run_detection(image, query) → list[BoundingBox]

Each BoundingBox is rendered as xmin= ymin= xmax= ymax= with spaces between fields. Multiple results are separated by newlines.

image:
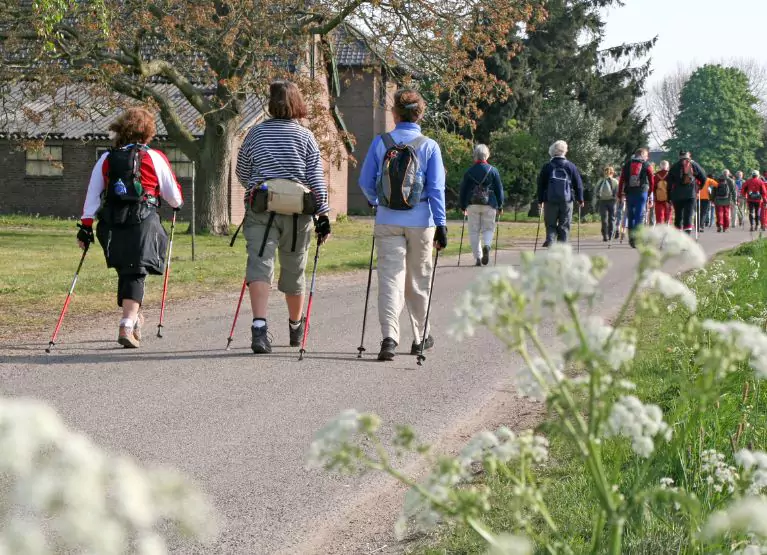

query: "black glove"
xmin=434 ymin=225 xmax=448 ymax=250
xmin=315 ymin=215 xmax=331 ymax=245
xmin=76 ymin=223 xmax=94 ymax=245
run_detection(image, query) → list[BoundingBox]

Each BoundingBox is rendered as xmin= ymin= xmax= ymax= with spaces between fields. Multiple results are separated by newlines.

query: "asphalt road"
xmin=0 ymin=227 xmax=755 ymax=554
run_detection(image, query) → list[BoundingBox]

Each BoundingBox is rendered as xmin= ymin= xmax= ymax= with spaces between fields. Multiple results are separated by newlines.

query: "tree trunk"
xmin=195 ymin=115 xmax=239 ymax=235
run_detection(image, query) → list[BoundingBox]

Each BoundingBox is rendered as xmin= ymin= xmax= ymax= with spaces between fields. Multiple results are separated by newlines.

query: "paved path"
xmin=0 ymin=228 xmax=754 ymax=554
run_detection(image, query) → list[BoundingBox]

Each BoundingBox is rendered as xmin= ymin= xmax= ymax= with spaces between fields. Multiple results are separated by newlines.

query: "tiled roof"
xmin=0 ymin=84 xmax=265 ymax=140
xmin=332 ymin=24 xmax=409 ymax=70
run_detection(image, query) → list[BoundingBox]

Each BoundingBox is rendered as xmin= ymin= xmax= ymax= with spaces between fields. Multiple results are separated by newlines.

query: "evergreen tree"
xmin=667 ymin=65 xmax=763 ymax=173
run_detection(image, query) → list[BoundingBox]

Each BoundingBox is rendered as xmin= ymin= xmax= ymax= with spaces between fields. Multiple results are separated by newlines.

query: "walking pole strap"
xmin=258 ymin=212 xmax=276 ymax=257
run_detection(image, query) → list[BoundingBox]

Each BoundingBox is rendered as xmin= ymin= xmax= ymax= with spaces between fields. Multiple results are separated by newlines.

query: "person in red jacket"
xmin=741 ymin=170 xmax=767 ymax=232
xmin=652 ymin=160 xmax=672 ymax=224
xmin=77 ymin=107 xmax=184 ymax=348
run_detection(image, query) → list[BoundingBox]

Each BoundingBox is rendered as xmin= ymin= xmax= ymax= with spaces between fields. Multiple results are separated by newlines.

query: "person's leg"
xmin=243 ymin=212 xmax=279 ymax=353
xmin=606 ymin=203 xmax=616 ymax=239
xmin=557 ymin=202 xmax=573 ymax=242
xmin=599 ymin=201 xmax=608 ymax=239
xmin=673 ymin=202 xmax=682 ymax=229
xmin=724 ymin=205 xmax=731 ymax=231
xmin=481 ymin=206 xmax=496 ymax=253
xmin=467 ymin=205 xmax=482 ymax=262
xmin=117 ymin=274 xmax=145 ymax=347
xmin=543 ymin=202 xmax=558 ymax=245
xmin=276 ymin=214 xmax=313 ymax=345
xmin=404 ymin=226 xmax=436 ymax=347
xmin=375 ymin=225 xmax=407 ymax=347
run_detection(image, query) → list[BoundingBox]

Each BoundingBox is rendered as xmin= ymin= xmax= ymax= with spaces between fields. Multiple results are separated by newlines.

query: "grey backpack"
xmin=376 ymin=133 xmax=427 ymax=210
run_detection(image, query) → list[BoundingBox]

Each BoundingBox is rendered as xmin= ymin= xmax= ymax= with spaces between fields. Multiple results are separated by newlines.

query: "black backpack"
xmin=469 ymin=166 xmax=492 ymax=205
xmin=716 ymin=179 xmax=730 ymax=199
xmin=100 ymin=145 xmax=150 ymax=226
xmin=375 ymin=133 xmax=427 ymax=210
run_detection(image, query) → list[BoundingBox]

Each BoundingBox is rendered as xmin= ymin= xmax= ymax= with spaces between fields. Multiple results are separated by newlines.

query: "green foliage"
xmin=425 ymin=127 xmax=474 ymax=203
xmin=531 ymin=98 xmax=622 ymax=181
xmin=667 ymin=65 xmax=764 ymax=173
xmin=489 ymin=121 xmax=543 ymax=210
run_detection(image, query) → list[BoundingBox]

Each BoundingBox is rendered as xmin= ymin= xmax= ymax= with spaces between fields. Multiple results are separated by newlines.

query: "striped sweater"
xmin=235 ymin=118 xmax=329 ymax=215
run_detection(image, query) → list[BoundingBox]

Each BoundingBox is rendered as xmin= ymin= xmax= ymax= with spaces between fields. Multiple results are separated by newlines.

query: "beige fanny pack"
xmin=251 ymin=179 xmax=317 ymax=216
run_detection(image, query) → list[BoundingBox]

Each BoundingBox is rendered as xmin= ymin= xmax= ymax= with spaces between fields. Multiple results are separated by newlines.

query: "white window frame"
xmin=164 ymin=147 xmax=194 ymax=179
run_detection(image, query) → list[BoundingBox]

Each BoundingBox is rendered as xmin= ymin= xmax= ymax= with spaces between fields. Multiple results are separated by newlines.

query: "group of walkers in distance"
xmin=72 ymin=78 xmax=767 ymax=360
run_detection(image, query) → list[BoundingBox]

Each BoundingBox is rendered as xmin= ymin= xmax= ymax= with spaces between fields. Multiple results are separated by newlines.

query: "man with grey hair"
xmin=459 ymin=144 xmax=504 ymax=265
xmin=536 ymin=140 xmax=584 ymax=247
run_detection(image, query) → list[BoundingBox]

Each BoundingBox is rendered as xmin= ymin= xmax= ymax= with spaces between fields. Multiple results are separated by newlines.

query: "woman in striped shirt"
xmin=235 ymin=80 xmax=331 ymax=354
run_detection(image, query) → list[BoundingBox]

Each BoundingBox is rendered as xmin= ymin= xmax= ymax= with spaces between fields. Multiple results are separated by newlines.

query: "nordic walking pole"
xmin=533 ymin=204 xmax=543 ymax=253
xmin=417 ymin=249 xmax=440 ymax=367
xmin=46 ymin=244 xmax=90 ymax=353
xmin=299 ymin=239 xmax=322 ymax=361
xmin=576 ymin=202 xmax=582 ymax=251
xmin=157 ymin=210 xmax=177 ymax=338
xmin=493 ymin=211 xmax=500 ymax=266
xmin=357 ymin=230 xmax=376 ymax=358
xmin=225 ymin=279 xmax=248 ymax=350
xmin=457 ymin=211 xmax=467 ymax=267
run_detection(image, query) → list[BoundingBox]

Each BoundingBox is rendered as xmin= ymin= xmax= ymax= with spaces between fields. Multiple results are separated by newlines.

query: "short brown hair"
xmin=109 ymin=107 xmax=156 ymax=146
xmin=393 ymin=89 xmax=426 ymax=123
xmin=268 ymin=80 xmax=308 ymax=120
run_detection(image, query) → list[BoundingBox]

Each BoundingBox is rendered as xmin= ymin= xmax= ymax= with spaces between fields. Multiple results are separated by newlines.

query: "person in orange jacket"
xmin=742 ymin=170 xmax=767 ymax=231
xmin=698 ymin=174 xmax=717 ymax=232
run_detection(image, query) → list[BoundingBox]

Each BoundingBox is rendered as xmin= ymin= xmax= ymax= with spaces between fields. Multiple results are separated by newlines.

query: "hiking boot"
xmin=717 ymin=226 xmax=722 ymax=233
xmin=475 ymin=258 xmax=482 ymax=267
xmin=481 ymin=246 xmax=490 ymax=266
xmin=378 ymin=337 xmax=398 ymax=361
xmin=289 ymin=317 xmax=304 ymax=347
xmin=251 ymin=324 xmax=272 ymax=354
xmin=133 ymin=312 xmax=145 ymax=342
xmin=629 ymin=238 xmax=636 ymax=249
xmin=410 ymin=335 xmax=434 ymax=355
xmin=541 ymin=240 xmax=551 ymax=248
xmin=118 ymin=324 xmax=140 ymax=349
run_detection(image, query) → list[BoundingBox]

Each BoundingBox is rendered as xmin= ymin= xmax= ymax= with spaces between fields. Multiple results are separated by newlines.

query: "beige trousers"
xmin=467 ymin=204 xmax=497 ymax=259
xmin=375 ymin=224 xmax=435 ymax=345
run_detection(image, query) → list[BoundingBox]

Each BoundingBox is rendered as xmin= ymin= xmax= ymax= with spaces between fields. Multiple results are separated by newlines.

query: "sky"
xmin=602 ymin=0 xmax=767 ymax=86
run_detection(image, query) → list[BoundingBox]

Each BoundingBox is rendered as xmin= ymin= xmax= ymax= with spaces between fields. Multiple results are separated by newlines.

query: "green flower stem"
xmin=565 ymin=300 xmax=601 ymax=438
xmin=607 ymin=516 xmax=625 ymax=555
xmin=590 ymin=510 xmax=606 ymax=553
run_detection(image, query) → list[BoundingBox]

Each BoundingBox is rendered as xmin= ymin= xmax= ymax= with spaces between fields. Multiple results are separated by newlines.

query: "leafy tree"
xmin=667 ymin=65 xmax=763 ymax=173
xmin=0 ymin=0 xmax=541 ymax=232
xmin=474 ymin=0 xmax=654 ymax=158
xmin=488 ymin=121 xmax=542 ymax=213
xmin=531 ymin=98 xmax=621 ymax=182
xmin=424 ymin=127 xmax=473 ymax=205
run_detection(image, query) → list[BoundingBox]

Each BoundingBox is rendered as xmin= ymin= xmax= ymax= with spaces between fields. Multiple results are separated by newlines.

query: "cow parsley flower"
xmin=640 ymin=270 xmax=698 ymax=313
xmin=0 ymin=397 xmax=216 ymax=554
xmin=459 ymin=428 xmax=549 ymax=468
xmin=519 ymin=244 xmax=601 ymax=306
xmin=514 ymin=356 xmax=565 ymax=401
xmin=307 ymin=409 xmax=372 ymax=471
xmin=638 ymin=226 xmax=707 ymax=269
xmin=605 ymin=396 xmax=671 ymax=458
xmin=562 ymin=315 xmax=636 ymax=371
xmin=701 ymin=450 xmax=739 ymax=494
xmin=736 ymin=449 xmax=767 ymax=494
xmin=704 ymin=497 xmax=767 ymax=540
xmin=485 ymin=533 xmax=534 ymax=555
xmin=701 ymin=320 xmax=767 ymax=378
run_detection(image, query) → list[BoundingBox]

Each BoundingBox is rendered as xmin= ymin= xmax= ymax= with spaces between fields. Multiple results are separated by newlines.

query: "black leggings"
xmin=749 ymin=203 xmax=762 ymax=227
xmin=117 ymin=274 xmax=146 ymax=307
xmin=673 ymin=199 xmax=695 ymax=231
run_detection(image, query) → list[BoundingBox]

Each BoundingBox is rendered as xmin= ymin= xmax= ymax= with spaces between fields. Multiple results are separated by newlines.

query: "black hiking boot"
xmin=251 ymin=324 xmax=272 ymax=354
xmin=410 ymin=335 xmax=434 ymax=355
xmin=378 ymin=337 xmax=398 ymax=361
xmin=541 ymin=240 xmax=551 ymax=248
xmin=289 ymin=317 xmax=304 ymax=347
xmin=475 ymin=258 xmax=482 ymax=267
xmin=481 ymin=246 xmax=490 ymax=266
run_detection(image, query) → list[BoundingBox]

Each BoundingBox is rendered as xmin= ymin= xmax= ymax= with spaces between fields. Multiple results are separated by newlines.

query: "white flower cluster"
xmin=701 ymin=320 xmax=767 ymax=378
xmin=736 ymin=450 xmax=767 ymax=495
xmin=640 ymin=270 xmax=698 ymax=313
xmin=748 ymin=255 xmax=761 ymax=280
xmin=0 ymin=397 xmax=217 ymax=555
xmin=514 ymin=356 xmax=565 ymax=401
xmin=307 ymin=409 xmax=378 ymax=471
xmin=450 ymin=245 xmax=601 ymax=342
xmin=638 ymin=226 xmax=707 ymax=269
xmin=485 ymin=533 xmax=533 ymax=555
xmin=459 ymin=428 xmax=549 ymax=469
xmin=704 ymin=497 xmax=767 ymax=541
xmin=604 ymin=396 xmax=671 ymax=458
xmin=701 ymin=449 xmax=739 ymax=494
xmin=561 ymin=315 xmax=636 ymax=371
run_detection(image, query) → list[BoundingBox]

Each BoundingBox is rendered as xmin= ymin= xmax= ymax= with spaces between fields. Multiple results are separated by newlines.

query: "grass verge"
xmin=413 ymin=239 xmax=767 ymax=554
xmin=0 ymin=214 xmax=600 ymax=341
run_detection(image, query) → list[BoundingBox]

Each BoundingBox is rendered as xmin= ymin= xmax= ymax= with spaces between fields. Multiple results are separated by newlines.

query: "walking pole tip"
xmin=225 ymin=337 xmax=233 ymax=351
xmin=356 ymin=346 xmax=366 ymax=358
xmin=45 ymin=342 xmax=54 ymax=354
xmin=156 ymin=323 xmax=163 ymax=338
xmin=299 ymin=349 xmax=306 ymax=361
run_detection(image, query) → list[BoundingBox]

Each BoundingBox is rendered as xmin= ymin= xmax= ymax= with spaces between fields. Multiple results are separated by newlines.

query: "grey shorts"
xmin=243 ymin=211 xmax=313 ymax=295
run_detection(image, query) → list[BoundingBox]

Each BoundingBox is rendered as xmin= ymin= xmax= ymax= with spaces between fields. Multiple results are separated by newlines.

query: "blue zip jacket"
xmin=358 ymin=122 xmax=446 ymax=227
xmin=536 ymin=156 xmax=584 ymax=204
xmin=459 ymin=162 xmax=504 ymax=210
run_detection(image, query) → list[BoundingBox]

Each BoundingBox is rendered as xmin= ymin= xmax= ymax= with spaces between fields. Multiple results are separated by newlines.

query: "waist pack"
xmin=250 ymin=179 xmax=317 ymax=215
xmin=749 ymin=190 xmax=763 ymax=202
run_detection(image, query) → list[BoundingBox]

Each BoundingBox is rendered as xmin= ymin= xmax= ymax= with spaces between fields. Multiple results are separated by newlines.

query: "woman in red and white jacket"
xmin=77 ymin=107 xmax=183 ymax=348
